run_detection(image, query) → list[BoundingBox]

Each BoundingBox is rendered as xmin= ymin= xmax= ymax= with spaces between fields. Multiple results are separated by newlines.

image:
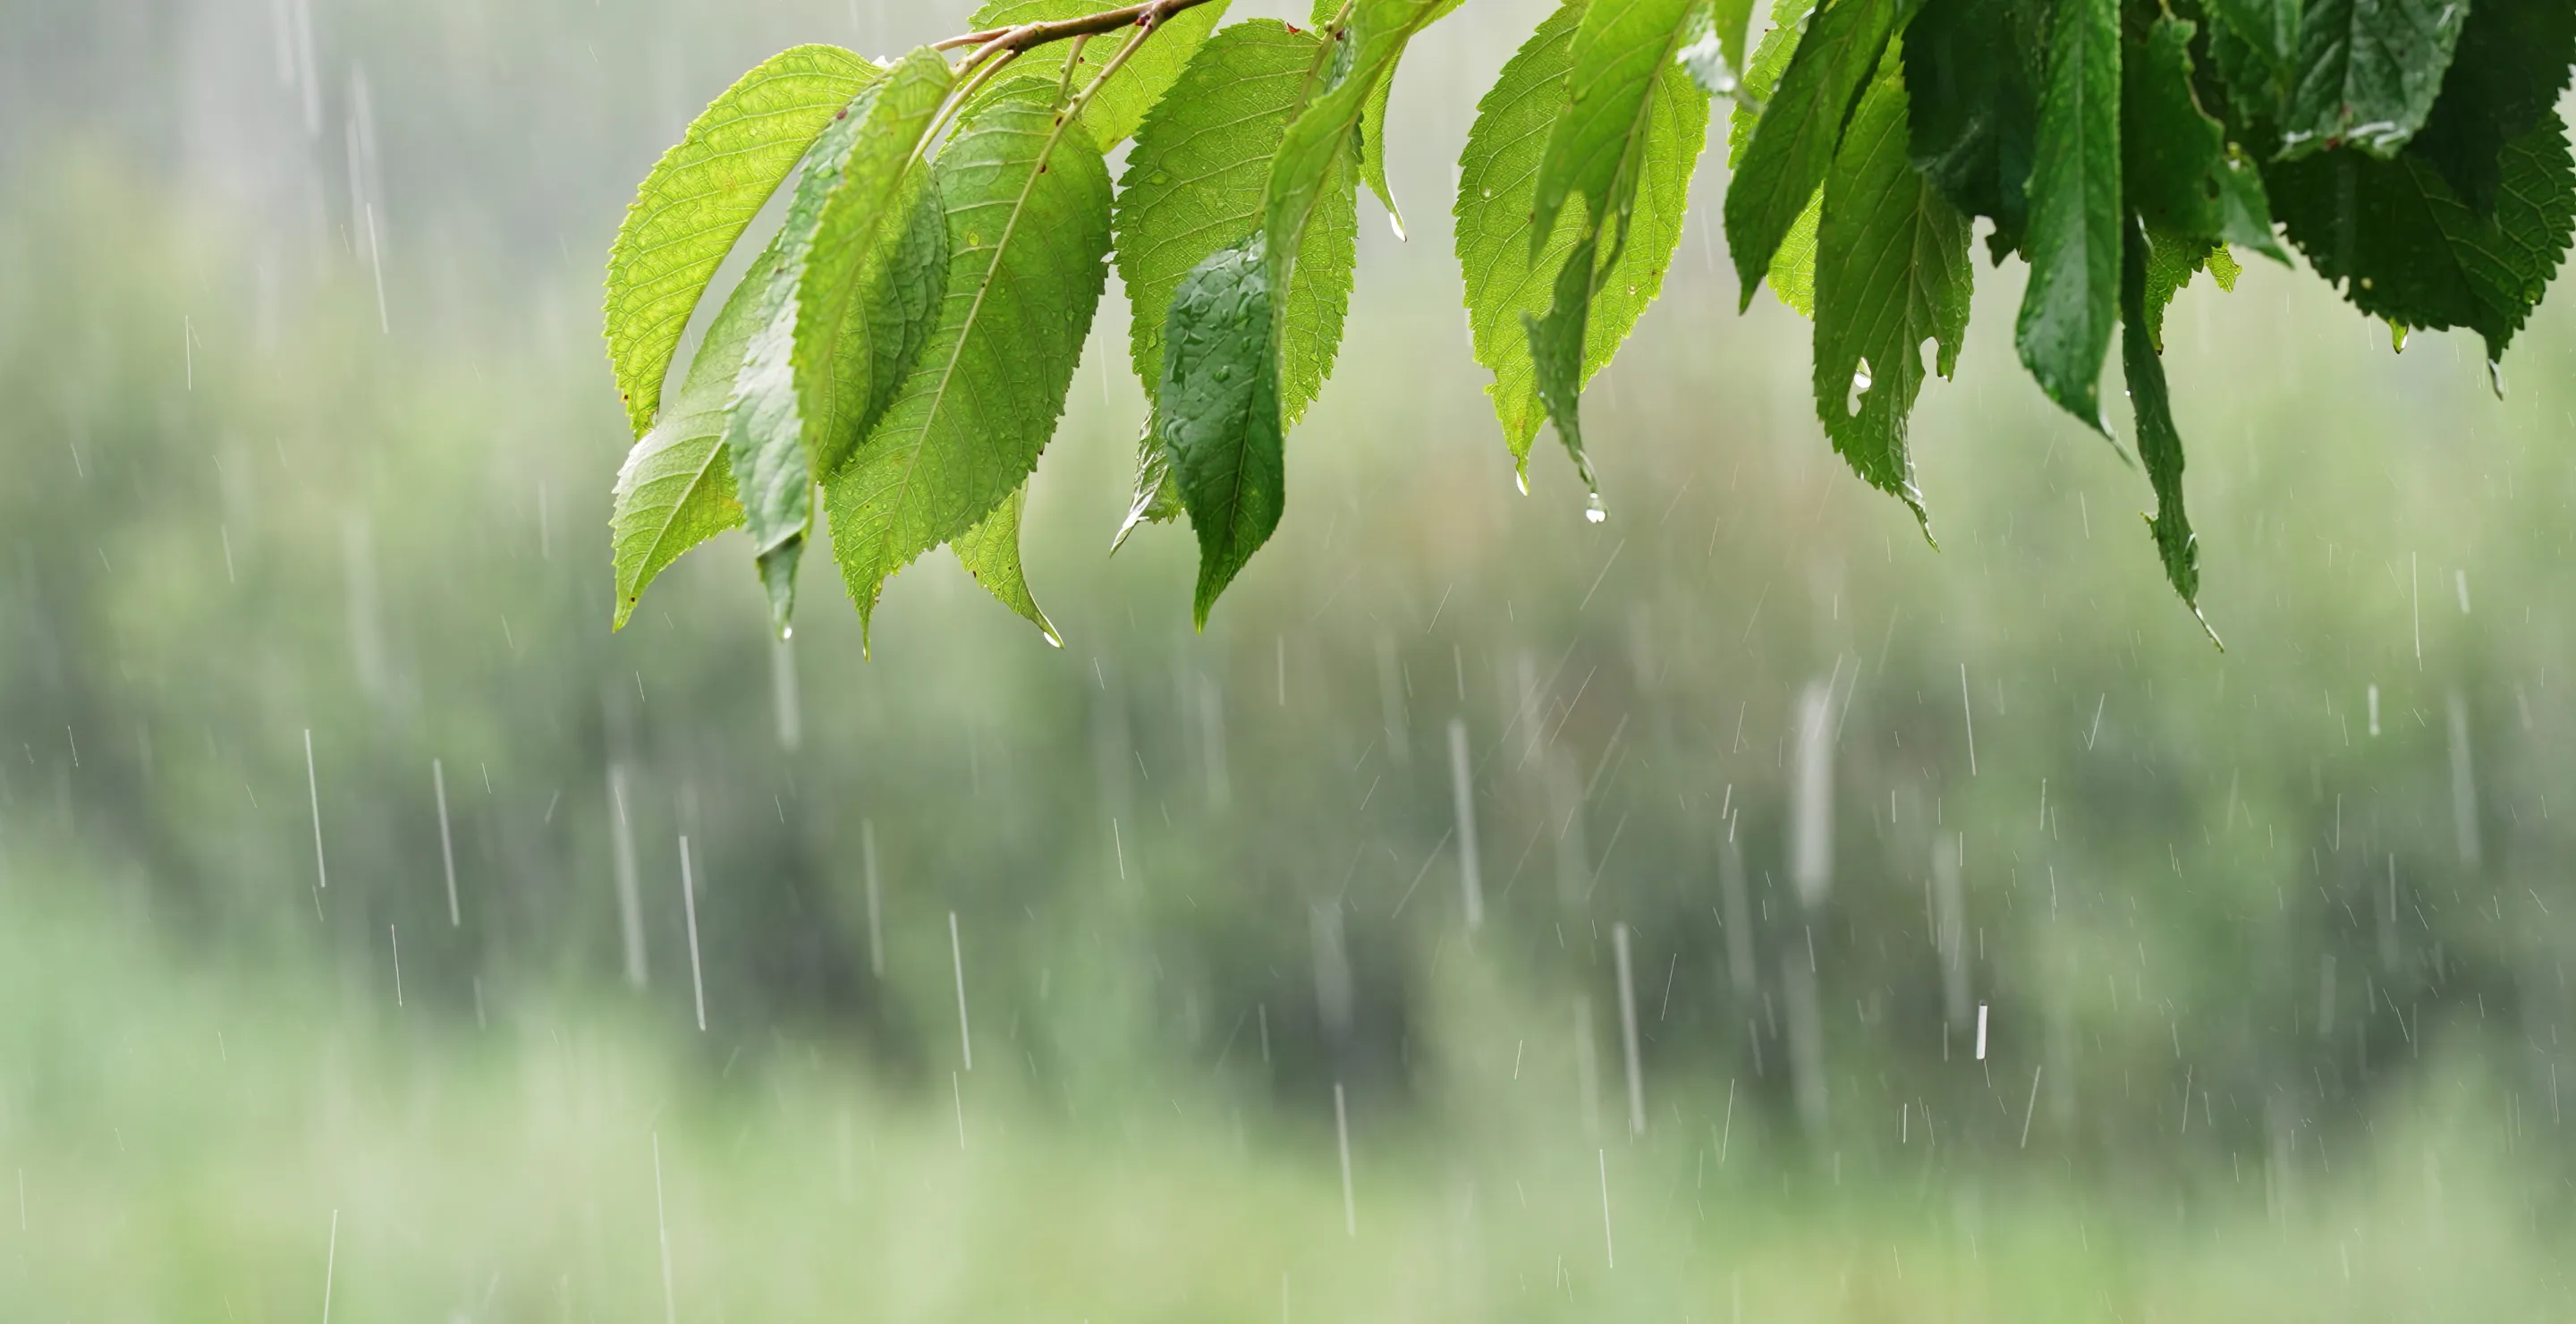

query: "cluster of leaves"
xmin=603 ymin=0 xmax=2576 ymax=647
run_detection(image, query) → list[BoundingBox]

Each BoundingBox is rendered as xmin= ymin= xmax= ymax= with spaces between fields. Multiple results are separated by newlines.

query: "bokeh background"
xmin=5 ymin=0 xmax=2575 ymax=1318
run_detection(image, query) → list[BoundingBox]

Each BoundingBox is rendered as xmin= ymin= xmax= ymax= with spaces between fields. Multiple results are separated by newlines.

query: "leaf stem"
xmin=1060 ymin=10 xmax=1162 ymax=124
xmin=936 ymin=0 xmax=1225 ymax=61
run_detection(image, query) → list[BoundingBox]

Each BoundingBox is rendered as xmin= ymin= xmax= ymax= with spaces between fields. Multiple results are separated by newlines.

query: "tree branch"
xmin=934 ymin=0 xmax=1230 ymax=63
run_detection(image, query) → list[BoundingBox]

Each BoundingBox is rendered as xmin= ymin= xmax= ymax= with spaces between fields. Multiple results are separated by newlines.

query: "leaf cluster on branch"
xmin=603 ymin=0 xmax=2576 ymax=649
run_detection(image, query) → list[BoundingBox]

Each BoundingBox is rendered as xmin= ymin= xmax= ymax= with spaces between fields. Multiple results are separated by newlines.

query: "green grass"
xmin=1 ymin=863 xmax=2564 ymax=1321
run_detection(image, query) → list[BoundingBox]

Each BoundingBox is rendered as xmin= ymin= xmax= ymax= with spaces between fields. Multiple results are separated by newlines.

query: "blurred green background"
xmin=4 ymin=0 xmax=2574 ymax=1318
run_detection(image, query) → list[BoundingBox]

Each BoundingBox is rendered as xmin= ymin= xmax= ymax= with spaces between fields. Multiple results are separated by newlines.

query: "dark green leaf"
xmin=952 ymin=482 xmax=1060 ymax=644
xmin=1161 ymin=238 xmax=1284 ymax=628
xmin=2281 ymin=0 xmax=2468 ymax=158
xmin=2204 ymin=0 xmax=2298 ymax=72
xmin=2013 ymin=0 xmax=2120 ymax=432
xmin=726 ymin=50 xmax=953 ymax=635
xmin=2119 ymin=216 xmax=2211 ymax=629
xmin=966 ymin=0 xmax=1233 ymax=146
xmin=1811 ymin=45 xmax=1972 ymax=530
xmin=2267 ymin=110 xmax=2576 ymax=361
xmin=1458 ymin=0 xmax=1706 ymax=472
xmin=1901 ymin=0 xmax=2041 ymax=256
xmin=1723 ymin=0 xmax=1896 ymax=308
xmin=1115 ymin=20 xmax=1357 ymax=536
xmin=2122 ymin=16 xmax=2283 ymax=259
xmin=1725 ymin=0 xmax=1826 ymax=306
xmin=2408 ymin=0 xmax=2576 ymax=215
xmin=604 ymin=45 xmax=879 ymax=437
xmin=607 ymin=240 xmax=780 ymax=629
xmin=824 ymin=84 xmax=1114 ymax=648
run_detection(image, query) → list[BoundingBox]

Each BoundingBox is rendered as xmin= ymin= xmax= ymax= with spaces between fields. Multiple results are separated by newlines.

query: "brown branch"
xmin=932 ymin=0 xmax=1230 ymax=62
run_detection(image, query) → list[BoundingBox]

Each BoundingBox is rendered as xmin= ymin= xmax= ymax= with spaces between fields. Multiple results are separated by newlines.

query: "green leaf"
xmin=965 ymin=0 xmax=1233 ymax=146
xmin=727 ymin=49 xmax=954 ymax=635
xmin=1724 ymin=0 xmax=1826 ymax=305
xmin=607 ymin=240 xmax=781 ymax=630
xmin=1113 ymin=419 xmax=1183 ymax=552
xmin=2266 ymin=110 xmax=2576 ymax=361
xmin=2121 ymin=16 xmax=2283 ymax=259
xmin=2012 ymin=0 xmax=2120 ymax=432
xmin=2138 ymin=229 xmax=2218 ymax=354
xmin=952 ymin=483 xmax=1061 ymax=644
xmin=1457 ymin=1 xmax=1706 ymax=471
xmin=1810 ymin=44 xmax=1971 ymax=531
xmin=604 ymin=45 xmax=880 ymax=438
xmin=1352 ymin=0 xmax=1468 ymax=235
xmin=1722 ymin=0 xmax=1896 ymax=309
xmin=1900 ymin=0 xmax=2042 ymax=257
xmin=1530 ymin=0 xmax=1702 ymax=263
xmin=2280 ymin=0 xmax=2469 ymax=158
xmin=1504 ymin=0 xmax=1710 ymax=487
xmin=2407 ymin=0 xmax=2576 ymax=215
xmin=2119 ymin=216 xmax=2210 ymax=630
xmin=1267 ymin=0 xmax=1453 ymax=378
xmin=2205 ymin=0 xmax=2298 ymax=72
xmin=1114 ymin=20 xmax=1356 ymax=538
xmin=824 ymin=83 xmax=1114 ymax=648
xmin=1161 ymin=237 xmax=1285 ymax=627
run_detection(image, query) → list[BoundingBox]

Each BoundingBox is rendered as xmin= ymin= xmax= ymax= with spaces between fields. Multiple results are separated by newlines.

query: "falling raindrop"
xmin=679 ymin=834 xmax=706 ymax=1031
xmin=1583 ymin=490 xmax=1606 ymax=524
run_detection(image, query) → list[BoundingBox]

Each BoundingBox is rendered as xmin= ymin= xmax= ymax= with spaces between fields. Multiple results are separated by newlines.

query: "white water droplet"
xmin=1514 ymin=470 xmax=1530 ymax=496
xmin=1584 ymin=492 xmax=1607 ymax=524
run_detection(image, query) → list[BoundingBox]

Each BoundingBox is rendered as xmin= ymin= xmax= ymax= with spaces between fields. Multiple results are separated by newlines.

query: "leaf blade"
xmin=1161 ymin=237 xmax=1285 ymax=627
xmin=1721 ymin=0 xmax=1895 ymax=308
xmin=2012 ymin=0 xmax=2120 ymax=432
xmin=966 ymin=0 xmax=1233 ymax=146
xmin=952 ymin=483 xmax=1061 ymax=644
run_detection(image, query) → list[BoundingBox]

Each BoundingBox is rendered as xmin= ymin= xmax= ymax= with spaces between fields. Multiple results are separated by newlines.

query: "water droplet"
xmin=779 ymin=624 xmax=792 ymax=641
xmin=2487 ymin=358 xmax=2505 ymax=398
xmin=1584 ymin=492 xmax=1607 ymax=524
xmin=1514 ymin=470 xmax=1530 ymax=496
xmin=1852 ymin=365 xmax=1873 ymax=391
xmin=1388 ymin=213 xmax=1407 ymax=242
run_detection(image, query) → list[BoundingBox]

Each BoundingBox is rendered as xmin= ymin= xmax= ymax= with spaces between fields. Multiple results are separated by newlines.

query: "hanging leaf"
xmin=1723 ymin=0 xmax=1895 ymax=307
xmin=1457 ymin=0 xmax=1704 ymax=471
xmin=1114 ymin=19 xmax=1358 ymax=533
xmin=1161 ymin=237 xmax=1285 ymax=627
xmin=2279 ymin=0 xmax=2469 ymax=158
xmin=2267 ymin=110 xmax=2576 ymax=361
xmin=607 ymin=240 xmax=780 ymax=629
xmin=604 ymin=46 xmax=880 ymax=438
xmin=726 ymin=49 xmax=954 ymax=635
xmin=824 ymin=83 xmax=1114 ymax=648
xmin=952 ymin=482 xmax=1061 ymax=644
xmin=2119 ymin=216 xmax=2210 ymax=632
xmin=2406 ymin=0 xmax=2576 ymax=216
xmin=1724 ymin=0 xmax=1827 ymax=306
xmin=2012 ymin=0 xmax=2120 ymax=433
xmin=2121 ymin=15 xmax=2282 ymax=259
xmin=1811 ymin=44 xmax=1971 ymax=531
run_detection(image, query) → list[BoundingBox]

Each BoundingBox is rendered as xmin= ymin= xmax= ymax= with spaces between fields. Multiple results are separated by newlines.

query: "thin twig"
xmin=933 ymin=0 xmax=1226 ymax=61
xmin=1054 ymin=32 xmax=1093 ymax=106
xmin=1060 ymin=10 xmax=1161 ymax=124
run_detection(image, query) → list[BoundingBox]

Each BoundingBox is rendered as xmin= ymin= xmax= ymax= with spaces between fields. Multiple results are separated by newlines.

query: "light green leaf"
xmin=1531 ymin=0 xmax=1700 ymax=262
xmin=2012 ymin=0 xmax=2119 ymax=433
xmin=1810 ymin=45 xmax=1970 ymax=531
xmin=607 ymin=240 xmax=782 ymax=630
xmin=1722 ymin=0 xmax=1894 ymax=308
xmin=2119 ymin=216 xmax=2211 ymax=632
xmin=1161 ymin=237 xmax=1284 ymax=627
xmin=1352 ymin=0 xmax=1469 ymax=233
xmin=966 ymin=0 xmax=1233 ymax=146
xmin=824 ymin=84 xmax=1114 ymax=649
xmin=2282 ymin=0 xmax=2468 ymax=159
xmin=604 ymin=45 xmax=879 ymax=438
xmin=1458 ymin=1 xmax=1707 ymax=473
xmin=2139 ymin=229 xmax=2218 ymax=354
xmin=1267 ymin=0 xmax=1453 ymax=374
xmin=727 ymin=49 xmax=954 ymax=635
xmin=1679 ymin=0 xmax=1761 ymax=96
xmin=952 ymin=483 xmax=1060 ymax=644
xmin=1113 ymin=419 xmax=1183 ymax=553
xmin=1114 ymin=20 xmax=1355 ymax=537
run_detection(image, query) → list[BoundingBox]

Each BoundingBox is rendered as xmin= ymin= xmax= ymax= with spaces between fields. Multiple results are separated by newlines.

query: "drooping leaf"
xmin=1161 ymin=237 xmax=1285 ymax=627
xmin=607 ymin=240 xmax=780 ymax=629
xmin=1723 ymin=0 xmax=1895 ymax=308
xmin=965 ymin=0 xmax=1232 ymax=146
xmin=2267 ymin=110 xmax=2576 ymax=361
xmin=726 ymin=50 xmax=954 ymax=634
xmin=824 ymin=83 xmax=1114 ymax=647
xmin=1900 ymin=0 xmax=2041 ymax=257
xmin=1810 ymin=44 xmax=1971 ymax=530
xmin=1531 ymin=0 xmax=1703 ymax=262
xmin=2012 ymin=0 xmax=2120 ymax=432
xmin=2119 ymin=216 xmax=2209 ymax=627
xmin=1113 ymin=419 xmax=1183 ymax=552
xmin=1457 ymin=0 xmax=1706 ymax=471
xmin=1114 ymin=20 xmax=1357 ymax=536
xmin=1267 ymin=0 xmax=1454 ymax=371
xmin=2279 ymin=0 xmax=2469 ymax=159
xmin=2407 ymin=0 xmax=2576 ymax=215
xmin=2121 ymin=16 xmax=2283 ymax=259
xmin=1724 ymin=0 xmax=1826 ymax=304
xmin=2139 ymin=229 xmax=2220 ymax=353
xmin=1349 ymin=0 xmax=1469 ymax=233
xmin=952 ymin=482 xmax=1061 ymax=644
xmin=604 ymin=46 xmax=880 ymax=438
